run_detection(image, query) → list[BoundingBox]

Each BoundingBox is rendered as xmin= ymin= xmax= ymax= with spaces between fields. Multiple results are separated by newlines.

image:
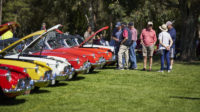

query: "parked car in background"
xmin=15 ymin=27 xmax=91 ymax=76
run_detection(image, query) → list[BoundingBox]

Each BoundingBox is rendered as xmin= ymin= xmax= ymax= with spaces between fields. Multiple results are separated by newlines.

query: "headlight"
xmin=76 ymin=58 xmax=80 ymax=64
xmin=64 ymin=66 xmax=69 ymax=73
xmin=6 ymin=71 xmax=12 ymax=82
xmin=44 ymin=71 xmax=51 ymax=80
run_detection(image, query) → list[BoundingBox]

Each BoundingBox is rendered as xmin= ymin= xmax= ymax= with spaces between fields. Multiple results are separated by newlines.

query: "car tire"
xmin=32 ymin=86 xmax=40 ymax=91
xmin=72 ymin=73 xmax=78 ymax=79
xmin=89 ymin=68 xmax=95 ymax=73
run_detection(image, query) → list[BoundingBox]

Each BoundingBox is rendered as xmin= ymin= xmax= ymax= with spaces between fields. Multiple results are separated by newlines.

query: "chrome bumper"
xmin=91 ymin=57 xmax=106 ymax=69
xmin=3 ymin=79 xmax=34 ymax=97
xmin=34 ymin=79 xmax=50 ymax=87
xmin=75 ymin=62 xmax=91 ymax=74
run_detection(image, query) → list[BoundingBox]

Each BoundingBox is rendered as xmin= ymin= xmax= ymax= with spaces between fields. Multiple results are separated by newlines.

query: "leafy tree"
xmin=160 ymin=0 xmax=200 ymax=60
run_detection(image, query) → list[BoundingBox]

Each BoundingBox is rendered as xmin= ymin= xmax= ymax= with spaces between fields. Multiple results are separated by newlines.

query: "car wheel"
xmin=72 ymin=73 xmax=78 ymax=79
xmin=32 ymin=86 xmax=40 ymax=92
xmin=89 ymin=68 xmax=95 ymax=73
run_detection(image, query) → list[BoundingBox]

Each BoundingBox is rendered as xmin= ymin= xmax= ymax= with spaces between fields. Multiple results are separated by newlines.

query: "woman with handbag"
xmin=158 ymin=24 xmax=173 ymax=73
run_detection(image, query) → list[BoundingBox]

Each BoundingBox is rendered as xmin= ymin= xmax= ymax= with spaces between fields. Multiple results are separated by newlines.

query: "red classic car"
xmin=0 ymin=64 xmax=33 ymax=99
xmin=55 ymin=27 xmax=116 ymax=65
xmin=41 ymin=31 xmax=106 ymax=71
xmin=55 ymin=32 xmax=114 ymax=63
xmin=33 ymin=50 xmax=91 ymax=74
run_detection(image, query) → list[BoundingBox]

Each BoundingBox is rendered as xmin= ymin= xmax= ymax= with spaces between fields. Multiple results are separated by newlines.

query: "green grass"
xmin=1 ymin=61 xmax=200 ymax=112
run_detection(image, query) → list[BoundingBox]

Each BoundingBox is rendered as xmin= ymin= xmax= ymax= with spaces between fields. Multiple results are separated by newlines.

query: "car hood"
xmin=78 ymin=26 xmax=109 ymax=47
xmin=0 ymin=22 xmax=19 ymax=35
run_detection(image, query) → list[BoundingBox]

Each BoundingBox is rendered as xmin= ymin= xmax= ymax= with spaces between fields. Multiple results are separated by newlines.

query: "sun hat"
xmin=147 ymin=21 xmax=153 ymax=26
xmin=159 ymin=24 xmax=168 ymax=32
xmin=166 ymin=21 xmax=172 ymax=26
xmin=115 ymin=22 xmax=121 ymax=27
xmin=128 ymin=22 xmax=134 ymax=26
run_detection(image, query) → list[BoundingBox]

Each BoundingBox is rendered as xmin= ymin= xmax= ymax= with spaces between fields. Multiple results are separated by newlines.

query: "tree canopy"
xmin=1 ymin=0 xmax=200 ymax=60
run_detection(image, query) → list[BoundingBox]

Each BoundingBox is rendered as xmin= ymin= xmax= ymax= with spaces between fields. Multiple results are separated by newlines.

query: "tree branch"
xmin=159 ymin=0 xmax=179 ymax=8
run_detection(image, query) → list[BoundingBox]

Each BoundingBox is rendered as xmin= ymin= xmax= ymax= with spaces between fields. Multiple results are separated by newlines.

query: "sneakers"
xmin=130 ymin=67 xmax=137 ymax=70
xmin=157 ymin=70 xmax=171 ymax=73
xmin=157 ymin=70 xmax=164 ymax=73
xmin=116 ymin=68 xmax=124 ymax=70
xmin=170 ymin=66 xmax=172 ymax=70
xmin=142 ymin=68 xmax=146 ymax=71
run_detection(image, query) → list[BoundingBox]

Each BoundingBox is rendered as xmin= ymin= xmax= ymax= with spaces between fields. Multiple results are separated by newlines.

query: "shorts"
xmin=170 ymin=48 xmax=175 ymax=58
xmin=142 ymin=44 xmax=154 ymax=57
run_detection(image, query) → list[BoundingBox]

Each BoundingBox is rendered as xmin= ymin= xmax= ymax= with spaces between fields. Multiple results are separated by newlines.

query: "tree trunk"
xmin=0 ymin=0 xmax=2 ymax=24
xmin=180 ymin=15 xmax=198 ymax=60
xmin=179 ymin=0 xmax=199 ymax=61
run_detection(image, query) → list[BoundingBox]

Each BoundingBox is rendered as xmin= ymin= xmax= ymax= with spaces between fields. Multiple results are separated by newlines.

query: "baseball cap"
xmin=128 ymin=22 xmax=134 ymax=26
xmin=115 ymin=22 xmax=121 ymax=27
xmin=147 ymin=21 xmax=153 ymax=26
xmin=166 ymin=21 xmax=172 ymax=26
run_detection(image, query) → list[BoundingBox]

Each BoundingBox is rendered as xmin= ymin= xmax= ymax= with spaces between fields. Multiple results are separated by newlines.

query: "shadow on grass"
xmin=31 ymin=89 xmax=50 ymax=94
xmin=0 ymin=99 xmax=26 ymax=106
xmin=87 ymin=71 xmax=100 ymax=74
xmin=181 ymin=61 xmax=200 ymax=66
xmin=68 ymin=76 xmax=85 ymax=81
xmin=102 ymin=66 xmax=116 ymax=69
xmin=170 ymin=96 xmax=200 ymax=100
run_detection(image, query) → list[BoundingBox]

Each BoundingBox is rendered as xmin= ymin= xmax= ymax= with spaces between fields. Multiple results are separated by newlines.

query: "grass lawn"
xmin=0 ymin=61 xmax=200 ymax=112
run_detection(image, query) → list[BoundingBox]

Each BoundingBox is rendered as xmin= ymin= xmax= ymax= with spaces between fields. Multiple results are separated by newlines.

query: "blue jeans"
xmin=129 ymin=41 xmax=137 ymax=68
xmin=161 ymin=49 xmax=170 ymax=70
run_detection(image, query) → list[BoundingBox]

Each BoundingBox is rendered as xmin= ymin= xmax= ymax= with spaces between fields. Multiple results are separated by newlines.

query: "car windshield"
xmin=23 ymin=31 xmax=66 ymax=54
xmin=45 ymin=31 xmax=65 ymax=49
xmin=0 ymin=35 xmax=42 ymax=56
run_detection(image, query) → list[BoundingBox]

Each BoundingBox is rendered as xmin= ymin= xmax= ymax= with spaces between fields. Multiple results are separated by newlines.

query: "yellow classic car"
xmin=0 ymin=59 xmax=52 ymax=88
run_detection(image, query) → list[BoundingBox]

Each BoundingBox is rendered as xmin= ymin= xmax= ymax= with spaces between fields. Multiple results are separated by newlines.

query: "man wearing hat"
xmin=128 ymin=22 xmax=138 ymax=70
xmin=117 ymin=22 xmax=132 ymax=70
xmin=166 ymin=21 xmax=176 ymax=70
xmin=112 ymin=22 xmax=122 ymax=67
xmin=158 ymin=24 xmax=173 ymax=73
xmin=140 ymin=21 xmax=157 ymax=71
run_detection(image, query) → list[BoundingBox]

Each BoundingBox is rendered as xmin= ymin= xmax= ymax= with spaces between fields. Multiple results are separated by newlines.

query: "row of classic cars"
xmin=0 ymin=22 xmax=115 ymax=100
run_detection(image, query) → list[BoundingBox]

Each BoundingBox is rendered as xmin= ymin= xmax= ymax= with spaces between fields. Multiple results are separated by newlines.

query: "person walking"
xmin=158 ymin=24 xmax=173 ymax=73
xmin=84 ymin=26 xmax=94 ymax=44
xmin=112 ymin=22 xmax=122 ymax=67
xmin=117 ymin=22 xmax=132 ymax=70
xmin=128 ymin=22 xmax=138 ymax=70
xmin=140 ymin=21 xmax=157 ymax=71
xmin=166 ymin=21 xmax=176 ymax=70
